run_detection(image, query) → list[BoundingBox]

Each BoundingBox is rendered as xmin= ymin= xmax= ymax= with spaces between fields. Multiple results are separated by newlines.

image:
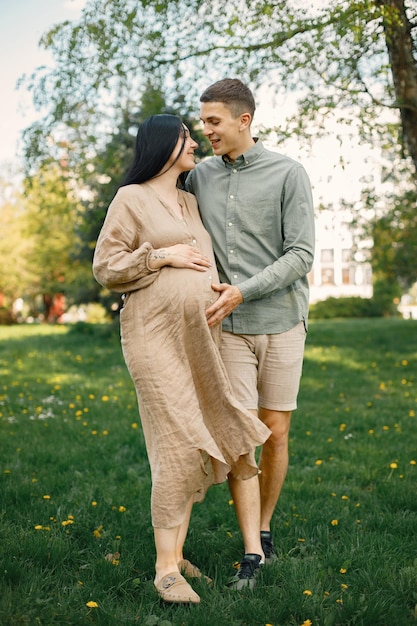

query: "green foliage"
xmin=0 ymin=319 xmax=416 ymax=624
xmin=309 ymin=296 xmax=380 ymax=319
xmin=20 ymin=0 xmax=417 ymax=176
xmin=370 ymin=187 xmax=417 ymax=290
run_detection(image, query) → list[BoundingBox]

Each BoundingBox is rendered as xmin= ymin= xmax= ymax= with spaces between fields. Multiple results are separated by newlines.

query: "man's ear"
xmin=239 ymin=112 xmax=252 ymax=131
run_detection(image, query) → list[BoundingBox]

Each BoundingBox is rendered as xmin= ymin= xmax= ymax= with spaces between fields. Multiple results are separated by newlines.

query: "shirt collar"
xmin=222 ymin=138 xmax=263 ymax=168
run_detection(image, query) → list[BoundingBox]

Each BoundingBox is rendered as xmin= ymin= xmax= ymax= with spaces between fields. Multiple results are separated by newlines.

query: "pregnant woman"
xmin=93 ymin=114 xmax=270 ymax=604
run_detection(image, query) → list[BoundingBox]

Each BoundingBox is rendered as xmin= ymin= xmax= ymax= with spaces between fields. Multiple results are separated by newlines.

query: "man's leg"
xmin=257 ymin=408 xmax=292 ymax=531
xmin=227 ymin=405 xmax=265 ymax=589
xmin=228 ymin=471 xmax=264 ymax=558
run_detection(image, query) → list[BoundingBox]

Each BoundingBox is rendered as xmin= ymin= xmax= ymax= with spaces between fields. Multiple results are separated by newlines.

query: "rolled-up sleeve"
xmin=238 ymin=164 xmax=315 ymax=302
xmin=93 ymin=190 xmax=160 ymax=293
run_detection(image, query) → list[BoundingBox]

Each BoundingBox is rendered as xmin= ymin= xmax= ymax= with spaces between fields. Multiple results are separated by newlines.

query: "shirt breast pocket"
xmin=239 ymin=196 xmax=276 ymax=235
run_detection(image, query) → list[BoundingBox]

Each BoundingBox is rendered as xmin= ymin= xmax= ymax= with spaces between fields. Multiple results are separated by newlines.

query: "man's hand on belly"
xmin=205 ymin=283 xmax=243 ymax=328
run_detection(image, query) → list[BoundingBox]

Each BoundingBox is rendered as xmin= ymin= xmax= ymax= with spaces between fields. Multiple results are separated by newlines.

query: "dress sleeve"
xmin=92 ymin=189 xmax=160 ymax=293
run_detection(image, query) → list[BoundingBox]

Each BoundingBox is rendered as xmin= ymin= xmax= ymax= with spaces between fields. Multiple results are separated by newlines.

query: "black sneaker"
xmin=261 ymin=531 xmax=278 ymax=563
xmin=226 ymin=553 xmax=263 ymax=590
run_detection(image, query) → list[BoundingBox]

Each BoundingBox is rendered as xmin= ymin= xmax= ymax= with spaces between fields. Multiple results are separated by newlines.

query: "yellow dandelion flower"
xmin=390 ymin=462 xmax=398 ymax=469
xmin=101 ymin=395 xmax=109 ymax=402
xmin=409 ymin=410 xmax=415 ymax=417
xmin=340 ymin=568 xmax=347 ymax=574
xmin=93 ymin=525 xmax=103 ymax=538
xmin=303 ymin=589 xmax=312 ymax=596
xmin=131 ymin=422 xmax=138 ymax=429
xmin=315 ymin=459 xmax=323 ymax=466
xmin=228 ymin=499 xmax=234 ymax=505
xmin=75 ymin=410 xmax=83 ymax=417
xmin=306 ymin=430 xmax=312 ymax=436
xmin=69 ymin=403 xmax=75 ymax=409
xmin=401 ymin=359 xmax=408 ymax=366
xmin=379 ymin=382 xmax=386 ymax=390
xmin=4 ymin=469 xmax=11 ymax=474
xmin=43 ymin=495 xmax=51 ymax=500
xmin=118 ymin=505 xmax=126 ymax=513
xmin=301 ymin=620 xmax=313 ymax=626
xmin=368 ymin=429 xmax=374 ymax=435
xmin=34 ymin=525 xmax=43 ymax=530
xmin=86 ymin=601 xmax=98 ymax=608
xmin=339 ymin=423 xmax=346 ymax=431
xmin=102 ymin=430 xmax=109 ymax=436
xmin=226 ymin=531 xmax=233 ymax=538
xmin=91 ymin=501 xmax=97 ymax=507
xmin=341 ymin=495 xmax=348 ymax=500
xmin=89 ymin=394 xmax=95 ymax=399
xmin=401 ymin=378 xmax=407 ymax=385
xmin=382 ymin=425 xmax=389 ymax=431
xmin=336 ymin=598 xmax=343 ymax=604
xmin=341 ymin=583 xmax=348 ymax=590
xmin=331 ymin=519 xmax=339 ymax=526
xmin=410 ymin=460 xmax=416 ymax=465
xmin=298 ymin=538 xmax=306 ymax=543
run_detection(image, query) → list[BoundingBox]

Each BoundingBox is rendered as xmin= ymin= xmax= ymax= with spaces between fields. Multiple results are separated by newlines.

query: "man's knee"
xmin=259 ymin=408 xmax=291 ymax=447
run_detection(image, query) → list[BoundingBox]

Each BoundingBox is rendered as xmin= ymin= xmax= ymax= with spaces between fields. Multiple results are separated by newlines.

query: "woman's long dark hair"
xmin=121 ymin=114 xmax=187 ymax=187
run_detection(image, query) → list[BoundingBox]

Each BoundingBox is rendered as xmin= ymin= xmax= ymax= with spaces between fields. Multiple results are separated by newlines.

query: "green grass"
xmin=0 ymin=318 xmax=416 ymax=626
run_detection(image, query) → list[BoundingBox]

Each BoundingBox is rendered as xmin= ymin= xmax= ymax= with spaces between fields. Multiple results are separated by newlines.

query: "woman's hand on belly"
xmin=148 ymin=244 xmax=212 ymax=272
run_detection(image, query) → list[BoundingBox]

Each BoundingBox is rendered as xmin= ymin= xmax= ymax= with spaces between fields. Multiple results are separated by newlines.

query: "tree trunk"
xmin=378 ymin=0 xmax=417 ymax=174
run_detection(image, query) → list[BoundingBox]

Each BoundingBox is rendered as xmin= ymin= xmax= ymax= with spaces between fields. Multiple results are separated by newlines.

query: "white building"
xmin=309 ymin=207 xmax=373 ymax=303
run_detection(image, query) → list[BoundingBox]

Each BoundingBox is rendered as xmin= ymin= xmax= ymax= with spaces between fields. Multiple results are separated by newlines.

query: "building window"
xmin=321 ymin=268 xmax=335 ymax=285
xmin=342 ymin=249 xmax=351 ymax=262
xmin=342 ymin=267 xmax=351 ymax=285
xmin=321 ymin=249 xmax=334 ymax=263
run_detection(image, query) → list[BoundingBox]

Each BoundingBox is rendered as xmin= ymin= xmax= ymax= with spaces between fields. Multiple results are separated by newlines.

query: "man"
xmin=186 ymin=78 xmax=315 ymax=589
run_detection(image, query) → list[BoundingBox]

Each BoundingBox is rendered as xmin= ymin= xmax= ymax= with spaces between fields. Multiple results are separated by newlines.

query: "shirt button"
xmin=230 ymin=250 xmax=234 ymax=254
xmin=192 ymin=239 xmax=197 ymax=244
xmin=232 ymin=170 xmax=237 ymax=173
xmin=229 ymin=195 xmax=234 ymax=199
xmin=233 ymin=274 xmax=238 ymax=279
xmin=208 ymin=275 xmax=212 ymax=280
xmin=228 ymin=222 xmax=233 ymax=227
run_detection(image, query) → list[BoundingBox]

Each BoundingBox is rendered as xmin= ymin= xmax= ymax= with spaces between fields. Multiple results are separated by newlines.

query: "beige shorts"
xmin=220 ymin=322 xmax=306 ymax=412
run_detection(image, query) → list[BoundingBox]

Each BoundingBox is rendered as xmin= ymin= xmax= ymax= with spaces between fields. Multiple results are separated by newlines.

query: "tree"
xmin=20 ymin=0 xmax=417 ymax=178
xmin=370 ymin=186 xmax=417 ymax=289
xmin=22 ymin=163 xmax=86 ymax=320
xmin=0 ymin=187 xmax=32 ymax=320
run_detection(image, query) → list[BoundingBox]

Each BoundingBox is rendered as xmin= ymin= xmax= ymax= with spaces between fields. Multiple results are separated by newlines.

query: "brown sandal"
xmin=155 ymin=571 xmax=200 ymax=604
xmin=178 ymin=558 xmax=213 ymax=584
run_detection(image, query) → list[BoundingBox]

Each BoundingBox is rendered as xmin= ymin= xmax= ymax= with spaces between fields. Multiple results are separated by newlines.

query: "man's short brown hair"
xmin=200 ymin=78 xmax=256 ymax=119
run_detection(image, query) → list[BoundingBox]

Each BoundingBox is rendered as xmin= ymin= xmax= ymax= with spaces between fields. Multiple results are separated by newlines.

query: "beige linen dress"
xmin=93 ymin=183 xmax=271 ymax=528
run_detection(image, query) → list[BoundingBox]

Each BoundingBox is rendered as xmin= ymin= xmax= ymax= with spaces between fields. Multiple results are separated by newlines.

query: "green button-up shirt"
xmin=185 ymin=139 xmax=315 ymax=334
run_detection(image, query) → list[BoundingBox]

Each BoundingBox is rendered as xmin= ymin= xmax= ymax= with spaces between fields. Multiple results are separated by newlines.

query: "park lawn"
xmin=0 ymin=318 xmax=416 ymax=626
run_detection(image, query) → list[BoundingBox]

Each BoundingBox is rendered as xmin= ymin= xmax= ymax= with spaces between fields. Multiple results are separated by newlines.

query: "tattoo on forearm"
xmin=151 ymin=249 xmax=167 ymax=260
